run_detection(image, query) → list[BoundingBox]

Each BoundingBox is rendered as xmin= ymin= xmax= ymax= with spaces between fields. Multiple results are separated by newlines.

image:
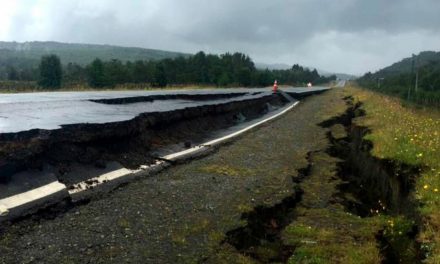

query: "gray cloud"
xmin=1 ymin=0 xmax=440 ymax=74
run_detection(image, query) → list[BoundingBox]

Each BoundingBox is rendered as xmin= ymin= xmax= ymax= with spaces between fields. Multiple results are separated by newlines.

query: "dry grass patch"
xmin=199 ymin=164 xmax=253 ymax=177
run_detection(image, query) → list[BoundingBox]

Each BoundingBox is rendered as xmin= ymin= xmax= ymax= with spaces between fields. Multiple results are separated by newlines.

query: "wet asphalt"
xmin=0 ymin=87 xmax=327 ymax=133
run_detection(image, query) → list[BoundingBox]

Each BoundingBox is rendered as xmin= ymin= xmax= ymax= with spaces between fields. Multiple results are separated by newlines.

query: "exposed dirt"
xmin=320 ymin=96 xmax=424 ymax=263
xmin=225 ymin=185 xmax=303 ymax=263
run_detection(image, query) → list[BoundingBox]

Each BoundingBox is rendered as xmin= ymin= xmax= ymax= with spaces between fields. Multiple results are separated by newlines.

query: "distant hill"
xmin=358 ymin=51 xmax=440 ymax=107
xmin=255 ymin=62 xmax=291 ymax=70
xmin=332 ymin=73 xmax=357 ymax=80
xmin=0 ymin=41 xmax=191 ymax=80
xmin=316 ymin=69 xmax=357 ymax=80
xmin=0 ymin=41 xmax=190 ymax=66
xmin=255 ymin=63 xmax=355 ymax=80
xmin=373 ymin=51 xmax=440 ymax=77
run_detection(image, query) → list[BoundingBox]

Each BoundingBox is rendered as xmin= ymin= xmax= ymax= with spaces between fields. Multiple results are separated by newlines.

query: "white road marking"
xmin=68 ymin=167 xmax=139 ymax=195
xmin=203 ymin=101 xmax=299 ymax=146
xmin=0 ymin=181 xmax=66 ymax=214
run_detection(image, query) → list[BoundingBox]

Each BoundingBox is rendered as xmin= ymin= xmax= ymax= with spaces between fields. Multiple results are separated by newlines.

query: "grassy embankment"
xmin=348 ymin=84 xmax=440 ymax=263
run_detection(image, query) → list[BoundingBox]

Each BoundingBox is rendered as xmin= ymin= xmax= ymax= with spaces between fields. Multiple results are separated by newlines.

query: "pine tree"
xmin=87 ymin=59 xmax=108 ymax=88
xmin=38 ymin=55 xmax=62 ymax=88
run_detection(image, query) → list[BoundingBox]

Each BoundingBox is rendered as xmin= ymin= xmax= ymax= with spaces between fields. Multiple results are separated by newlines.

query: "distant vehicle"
xmin=307 ymin=82 xmax=312 ymax=87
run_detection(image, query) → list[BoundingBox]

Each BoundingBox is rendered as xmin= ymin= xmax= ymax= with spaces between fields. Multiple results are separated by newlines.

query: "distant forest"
xmin=358 ymin=51 xmax=440 ymax=108
xmin=1 ymin=51 xmax=336 ymax=89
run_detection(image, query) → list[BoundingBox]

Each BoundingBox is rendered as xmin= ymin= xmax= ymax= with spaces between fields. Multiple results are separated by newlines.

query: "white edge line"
xmin=0 ymin=181 xmax=66 ymax=214
xmin=68 ymin=162 xmax=169 ymax=195
xmin=162 ymin=145 xmax=206 ymax=160
xmin=203 ymin=101 xmax=299 ymax=147
xmin=68 ymin=167 xmax=138 ymax=195
xmin=0 ymin=100 xmax=301 ymax=214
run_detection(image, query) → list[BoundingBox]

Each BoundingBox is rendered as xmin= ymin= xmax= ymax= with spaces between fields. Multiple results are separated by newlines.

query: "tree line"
xmin=7 ymin=51 xmax=336 ymax=89
xmin=358 ymin=60 xmax=440 ymax=108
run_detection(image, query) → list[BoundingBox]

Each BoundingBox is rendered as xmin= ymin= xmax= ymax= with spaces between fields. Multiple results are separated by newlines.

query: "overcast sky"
xmin=1 ymin=0 xmax=440 ymax=75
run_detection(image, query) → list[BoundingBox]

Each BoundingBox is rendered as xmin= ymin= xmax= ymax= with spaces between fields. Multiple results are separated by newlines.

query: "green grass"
xmin=348 ymin=84 xmax=440 ymax=263
xmin=283 ymin=208 xmax=385 ymax=264
xmin=198 ymin=164 xmax=253 ymax=177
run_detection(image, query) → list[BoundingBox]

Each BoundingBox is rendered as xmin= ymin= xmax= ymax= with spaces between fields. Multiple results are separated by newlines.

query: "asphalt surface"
xmin=335 ymin=80 xmax=346 ymax=87
xmin=0 ymin=88 xmax=347 ymax=264
xmin=0 ymin=87 xmax=327 ymax=133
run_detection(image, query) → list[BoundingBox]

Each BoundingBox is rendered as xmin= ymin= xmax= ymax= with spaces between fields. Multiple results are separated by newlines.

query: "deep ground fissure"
xmin=321 ymin=96 xmax=424 ymax=263
xmin=224 ymin=96 xmax=424 ymax=263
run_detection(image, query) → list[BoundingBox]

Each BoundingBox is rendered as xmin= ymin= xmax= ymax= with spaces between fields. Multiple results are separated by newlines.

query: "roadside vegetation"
xmin=358 ymin=51 xmax=440 ymax=108
xmin=0 ymin=51 xmax=335 ymax=92
xmin=348 ymin=83 xmax=440 ymax=263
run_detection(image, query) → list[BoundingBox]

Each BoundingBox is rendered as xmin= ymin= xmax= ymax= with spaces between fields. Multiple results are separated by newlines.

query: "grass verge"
xmin=348 ymin=83 xmax=440 ymax=263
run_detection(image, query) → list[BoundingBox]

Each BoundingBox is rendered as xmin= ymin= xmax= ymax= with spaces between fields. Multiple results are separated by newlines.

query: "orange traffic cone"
xmin=273 ymin=80 xmax=278 ymax=93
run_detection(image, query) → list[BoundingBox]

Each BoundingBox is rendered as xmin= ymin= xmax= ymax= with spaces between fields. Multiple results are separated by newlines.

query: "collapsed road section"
xmin=0 ymin=87 xmax=327 ymax=223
